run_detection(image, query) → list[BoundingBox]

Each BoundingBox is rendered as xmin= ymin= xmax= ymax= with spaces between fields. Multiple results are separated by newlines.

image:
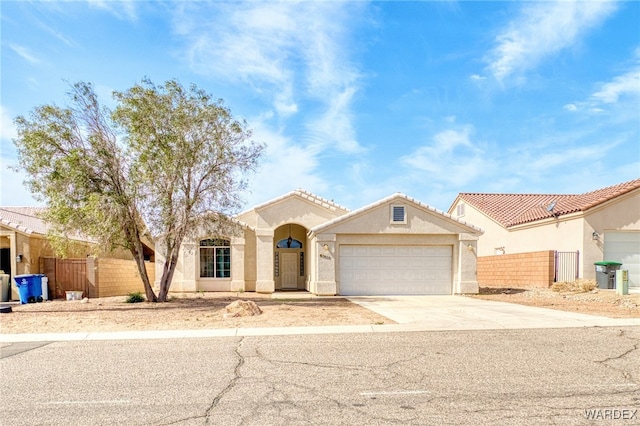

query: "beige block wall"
xmin=95 ymin=258 xmax=155 ymax=298
xmin=477 ymin=250 xmax=555 ymax=288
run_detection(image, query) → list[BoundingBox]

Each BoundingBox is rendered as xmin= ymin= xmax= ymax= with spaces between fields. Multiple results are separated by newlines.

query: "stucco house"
xmin=157 ymin=189 xmax=482 ymax=296
xmin=447 ymin=178 xmax=640 ymax=288
xmin=1 ymin=207 xmax=53 ymax=281
xmin=0 ymin=207 xmax=155 ymax=300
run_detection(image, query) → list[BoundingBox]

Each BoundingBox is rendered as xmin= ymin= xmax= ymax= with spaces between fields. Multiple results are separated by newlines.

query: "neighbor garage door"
xmin=604 ymin=231 xmax=640 ymax=288
xmin=339 ymin=245 xmax=452 ymax=295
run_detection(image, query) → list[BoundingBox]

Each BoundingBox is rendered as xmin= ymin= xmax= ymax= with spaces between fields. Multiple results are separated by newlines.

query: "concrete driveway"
xmin=348 ymin=295 xmax=640 ymax=331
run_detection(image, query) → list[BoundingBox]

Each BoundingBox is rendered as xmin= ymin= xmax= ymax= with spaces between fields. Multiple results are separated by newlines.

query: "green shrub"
xmin=125 ymin=292 xmax=145 ymax=303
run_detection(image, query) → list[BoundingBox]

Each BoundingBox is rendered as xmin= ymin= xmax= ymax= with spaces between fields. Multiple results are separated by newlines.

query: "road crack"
xmin=595 ymin=329 xmax=639 ymax=383
xmin=204 ymin=337 xmax=246 ymax=424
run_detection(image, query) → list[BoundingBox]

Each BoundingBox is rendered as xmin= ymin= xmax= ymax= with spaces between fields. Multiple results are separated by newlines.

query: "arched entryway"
xmin=274 ymin=223 xmax=307 ymax=290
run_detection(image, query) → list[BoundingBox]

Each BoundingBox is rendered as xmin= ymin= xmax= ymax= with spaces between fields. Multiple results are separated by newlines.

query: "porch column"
xmin=315 ymin=233 xmax=337 ymax=295
xmin=180 ymin=241 xmax=197 ymax=292
xmin=456 ymin=234 xmax=479 ymax=294
xmin=230 ymin=236 xmax=245 ymax=292
xmin=255 ymin=228 xmax=274 ymax=293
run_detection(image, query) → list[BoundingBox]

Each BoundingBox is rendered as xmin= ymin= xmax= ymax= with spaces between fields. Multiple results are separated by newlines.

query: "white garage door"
xmin=339 ymin=245 xmax=452 ymax=295
xmin=604 ymin=232 xmax=640 ymax=288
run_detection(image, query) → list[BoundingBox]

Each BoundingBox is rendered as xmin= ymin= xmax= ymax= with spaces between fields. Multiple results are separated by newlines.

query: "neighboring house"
xmin=1 ymin=207 xmax=71 ymax=279
xmin=156 ymin=189 xmax=482 ymax=296
xmin=0 ymin=207 xmax=155 ymax=299
xmin=447 ymin=178 xmax=640 ymax=288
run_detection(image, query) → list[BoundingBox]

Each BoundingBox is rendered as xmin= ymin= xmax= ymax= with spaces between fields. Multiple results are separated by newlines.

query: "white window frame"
xmin=457 ymin=203 xmax=465 ymax=217
xmin=199 ymin=238 xmax=231 ymax=278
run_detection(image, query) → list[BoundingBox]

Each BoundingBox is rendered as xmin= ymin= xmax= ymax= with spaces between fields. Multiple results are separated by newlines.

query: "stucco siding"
xmin=243 ymin=228 xmax=257 ymax=291
xmin=451 ymin=201 xmax=508 ymax=257
xmin=238 ymin=197 xmax=344 ymax=230
xmin=323 ymin=204 xmax=471 ymax=236
xmin=583 ymin=191 xmax=640 ymax=280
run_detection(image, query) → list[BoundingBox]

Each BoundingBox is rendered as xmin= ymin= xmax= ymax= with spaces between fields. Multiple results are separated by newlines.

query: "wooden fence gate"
xmin=41 ymin=257 xmax=91 ymax=299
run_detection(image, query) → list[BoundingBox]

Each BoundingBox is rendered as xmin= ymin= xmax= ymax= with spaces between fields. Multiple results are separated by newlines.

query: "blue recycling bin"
xmin=14 ymin=274 xmax=43 ymax=304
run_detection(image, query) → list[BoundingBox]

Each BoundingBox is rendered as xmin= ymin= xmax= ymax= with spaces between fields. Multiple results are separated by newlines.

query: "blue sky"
xmin=1 ymin=0 xmax=639 ymax=213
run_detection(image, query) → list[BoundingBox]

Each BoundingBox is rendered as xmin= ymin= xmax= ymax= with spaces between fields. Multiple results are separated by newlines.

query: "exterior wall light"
xmin=16 ymin=254 xmax=23 ymax=263
xmin=592 ymin=231 xmax=599 ymax=240
xmin=322 ymin=244 xmax=329 ymax=251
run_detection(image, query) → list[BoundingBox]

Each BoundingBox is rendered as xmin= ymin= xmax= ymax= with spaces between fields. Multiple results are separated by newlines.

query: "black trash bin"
xmin=594 ymin=261 xmax=622 ymax=289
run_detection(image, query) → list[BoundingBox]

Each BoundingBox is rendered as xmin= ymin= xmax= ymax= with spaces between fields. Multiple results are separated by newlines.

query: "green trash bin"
xmin=594 ymin=261 xmax=622 ymax=289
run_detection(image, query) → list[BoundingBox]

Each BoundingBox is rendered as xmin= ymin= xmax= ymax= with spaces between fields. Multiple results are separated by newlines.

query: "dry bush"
xmin=551 ymin=279 xmax=597 ymax=294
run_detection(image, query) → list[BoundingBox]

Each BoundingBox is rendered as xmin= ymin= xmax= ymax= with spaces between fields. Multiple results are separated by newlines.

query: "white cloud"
xmin=496 ymin=128 xmax=629 ymax=191
xmin=401 ymin=125 xmax=489 ymax=187
xmin=565 ymin=48 xmax=640 ymax=113
xmin=87 ymin=0 xmax=137 ymax=21
xmin=172 ymin=1 xmax=365 ymax=153
xmin=0 ymin=159 xmax=42 ymax=206
xmin=485 ymin=0 xmax=617 ymax=83
xmin=240 ymin=118 xmax=328 ymax=208
xmin=590 ymin=69 xmax=640 ymax=104
xmin=524 ymin=143 xmax=612 ymax=172
xmin=37 ymin=21 xmax=79 ymax=48
xmin=8 ymin=44 xmax=40 ymax=64
xmin=0 ymin=106 xmax=41 ymax=206
xmin=0 ymin=106 xmax=18 ymax=142
xmin=305 ymin=86 xmax=363 ymax=154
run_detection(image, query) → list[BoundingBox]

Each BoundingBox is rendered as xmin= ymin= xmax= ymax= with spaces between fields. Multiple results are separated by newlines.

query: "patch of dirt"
xmin=0 ymin=292 xmax=393 ymax=334
xmin=3 ymin=287 xmax=638 ymax=334
xmin=469 ymin=287 xmax=640 ymax=318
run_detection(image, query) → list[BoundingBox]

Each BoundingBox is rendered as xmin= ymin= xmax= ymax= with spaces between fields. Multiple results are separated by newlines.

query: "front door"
xmin=281 ymin=252 xmax=298 ymax=289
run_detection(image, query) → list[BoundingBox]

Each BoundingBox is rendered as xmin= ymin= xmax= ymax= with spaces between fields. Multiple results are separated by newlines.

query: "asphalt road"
xmin=1 ymin=326 xmax=639 ymax=425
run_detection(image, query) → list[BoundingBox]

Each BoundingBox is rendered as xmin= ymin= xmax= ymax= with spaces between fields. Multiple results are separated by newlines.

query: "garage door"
xmin=604 ymin=232 xmax=640 ymax=288
xmin=339 ymin=245 xmax=452 ymax=295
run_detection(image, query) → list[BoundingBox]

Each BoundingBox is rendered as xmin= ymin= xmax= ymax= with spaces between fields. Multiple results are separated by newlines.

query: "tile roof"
xmin=456 ymin=178 xmax=640 ymax=228
xmin=0 ymin=207 xmax=96 ymax=243
xmin=0 ymin=207 xmax=50 ymax=235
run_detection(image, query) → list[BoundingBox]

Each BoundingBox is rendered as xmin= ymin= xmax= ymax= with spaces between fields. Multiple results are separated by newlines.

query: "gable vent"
xmin=391 ymin=205 xmax=406 ymax=224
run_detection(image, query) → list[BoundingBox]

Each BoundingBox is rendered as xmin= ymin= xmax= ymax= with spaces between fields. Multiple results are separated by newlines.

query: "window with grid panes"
xmin=200 ymin=238 xmax=231 ymax=278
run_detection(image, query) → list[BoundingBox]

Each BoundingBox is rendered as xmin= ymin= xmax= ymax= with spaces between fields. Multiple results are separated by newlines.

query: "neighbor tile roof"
xmin=0 ymin=206 xmax=96 ymax=243
xmin=457 ymin=178 xmax=640 ymax=228
xmin=0 ymin=207 xmax=50 ymax=235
